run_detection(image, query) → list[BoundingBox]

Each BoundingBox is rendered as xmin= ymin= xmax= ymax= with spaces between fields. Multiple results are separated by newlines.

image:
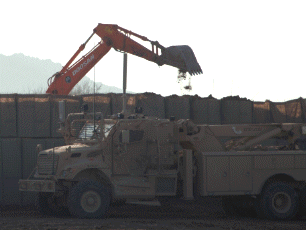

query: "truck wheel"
xmin=36 ymin=192 xmax=70 ymax=217
xmin=256 ymin=182 xmax=299 ymax=220
xmin=222 ymin=196 xmax=239 ymax=216
xmin=67 ymin=180 xmax=110 ymax=219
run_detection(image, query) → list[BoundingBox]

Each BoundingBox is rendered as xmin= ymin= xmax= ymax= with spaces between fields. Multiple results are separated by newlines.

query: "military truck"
xmin=19 ymin=101 xmax=306 ymax=220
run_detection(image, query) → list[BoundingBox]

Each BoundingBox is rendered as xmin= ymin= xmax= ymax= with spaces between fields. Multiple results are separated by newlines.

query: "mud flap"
xmin=159 ymin=45 xmax=202 ymax=75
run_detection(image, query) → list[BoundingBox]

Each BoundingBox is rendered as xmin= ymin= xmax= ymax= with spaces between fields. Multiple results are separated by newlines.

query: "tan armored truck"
xmin=19 ymin=101 xmax=306 ymax=220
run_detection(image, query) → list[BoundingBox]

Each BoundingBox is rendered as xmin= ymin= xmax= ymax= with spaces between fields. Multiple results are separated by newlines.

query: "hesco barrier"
xmin=190 ymin=96 xmax=221 ymax=124
xmin=0 ymin=138 xmax=21 ymax=205
xmin=0 ymin=138 xmax=65 ymax=206
xmin=82 ymin=94 xmax=112 ymax=116
xmin=136 ymin=93 xmax=165 ymax=118
xmin=288 ymin=98 xmax=304 ymax=123
xmin=253 ymin=101 xmax=272 ymax=124
xmin=111 ymin=93 xmax=137 ymax=115
xmin=17 ymin=95 xmax=51 ymax=138
xmin=0 ymin=95 xmax=17 ymax=137
xmin=221 ymin=96 xmax=253 ymax=124
xmin=165 ymin=95 xmax=190 ymax=119
xmin=0 ymin=93 xmax=306 ymax=206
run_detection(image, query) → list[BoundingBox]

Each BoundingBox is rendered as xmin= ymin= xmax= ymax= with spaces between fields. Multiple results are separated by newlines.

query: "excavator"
xmin=46 ymin=23 xmax=202 ymax=95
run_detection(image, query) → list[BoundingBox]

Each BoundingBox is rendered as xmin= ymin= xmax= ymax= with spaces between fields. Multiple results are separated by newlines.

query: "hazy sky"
xmin=2 ymin=0 xmax=306 ymax=101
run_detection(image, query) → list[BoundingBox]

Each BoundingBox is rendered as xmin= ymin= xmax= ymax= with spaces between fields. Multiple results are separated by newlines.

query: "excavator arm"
xmin=47 ymin=23 xmax=202 ymax=95
xmin=47 ymin=41 xmax=111 ymax=95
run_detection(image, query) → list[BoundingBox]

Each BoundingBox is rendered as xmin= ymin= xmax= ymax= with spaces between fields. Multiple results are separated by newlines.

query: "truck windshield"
xmin=103 ymin=123 xmax=114 ymax=138
xmin=78 ymin=121 xmax=115 ymax=140
xmin=78 ymin=123 xmax=100 ymax=139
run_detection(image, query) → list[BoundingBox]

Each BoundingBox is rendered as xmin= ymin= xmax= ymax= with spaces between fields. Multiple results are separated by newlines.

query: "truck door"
xmin=146 ymin=121 xmax=176 ymax=173
xmin=112 ymin=127 xmax=148 ymax=176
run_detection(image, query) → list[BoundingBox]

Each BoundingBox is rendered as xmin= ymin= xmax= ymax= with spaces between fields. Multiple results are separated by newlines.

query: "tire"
xmin=36 ymin=192 xmax=70 ymax=217
xmin=67 ymin=180 xmax=110 ymax=219
xmin=255 ymin=182 xmax=299 ymax=220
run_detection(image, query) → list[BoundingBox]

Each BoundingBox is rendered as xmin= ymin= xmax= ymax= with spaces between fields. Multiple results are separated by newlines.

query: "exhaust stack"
xmin=59 ymin=100 xmax=66 ymax=123
xmin=58 ymin=100 xmax=66 ymax=133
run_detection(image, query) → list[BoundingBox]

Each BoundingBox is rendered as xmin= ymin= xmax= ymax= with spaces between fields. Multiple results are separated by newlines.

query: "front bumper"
xmin=19 ymin=179 xmax=55 ymax=192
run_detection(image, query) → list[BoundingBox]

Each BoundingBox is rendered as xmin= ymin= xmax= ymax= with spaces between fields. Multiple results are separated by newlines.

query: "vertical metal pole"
xmin=93 ymin=43 xmax=96 ymax=132
xmin=122 ymin=53 xmax=127 ymax=115
xmin=156 ymin=124 xmax=161 ymax=174
xmin=52 ymin=142 xmax=55 ymax=175
xmin=183 ymin=149 xmax=194 ymax=200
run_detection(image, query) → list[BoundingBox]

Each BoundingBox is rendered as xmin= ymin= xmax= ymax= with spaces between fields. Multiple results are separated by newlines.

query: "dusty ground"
xmin=0 ymin=197 xmax=306 ymax=230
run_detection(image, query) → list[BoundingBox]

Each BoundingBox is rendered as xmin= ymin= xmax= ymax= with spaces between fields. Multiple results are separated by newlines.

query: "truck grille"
xmin=37 ymin=154 xmax=59 ymax=175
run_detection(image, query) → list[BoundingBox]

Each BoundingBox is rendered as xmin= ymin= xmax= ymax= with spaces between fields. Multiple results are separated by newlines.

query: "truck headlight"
xmin=20 ymin=182 xmax=27 ymax=190
xmin=61 ymin=170 xmax=67 ymax=177
xmin=61 ymin=169 xmax=72 ymax=177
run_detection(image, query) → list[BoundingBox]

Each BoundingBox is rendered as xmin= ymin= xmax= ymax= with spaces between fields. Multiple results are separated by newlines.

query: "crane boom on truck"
xmin=46 ymin=23 xmax=202 ymax=95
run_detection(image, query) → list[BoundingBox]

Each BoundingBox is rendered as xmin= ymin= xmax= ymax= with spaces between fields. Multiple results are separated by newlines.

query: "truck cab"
xmin=19 ymin=102 xmax=183 ymax=219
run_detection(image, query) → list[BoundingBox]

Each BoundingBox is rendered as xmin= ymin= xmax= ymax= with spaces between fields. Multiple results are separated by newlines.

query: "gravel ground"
xmin=0 ymin=197 xmax=306 ymax=230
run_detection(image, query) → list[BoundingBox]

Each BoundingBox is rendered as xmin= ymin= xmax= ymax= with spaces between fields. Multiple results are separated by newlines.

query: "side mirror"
xmin=81 ymin=103 xmax=89 ymax=113
xmin=121 ymin=130 xmax=130 ymax=143
xmin=36 ymin=144 xmax=43 ymax=153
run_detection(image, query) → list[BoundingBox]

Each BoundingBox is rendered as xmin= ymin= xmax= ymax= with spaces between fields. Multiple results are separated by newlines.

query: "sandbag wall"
xmin=0 ymin=93 xmax=306 ymax=207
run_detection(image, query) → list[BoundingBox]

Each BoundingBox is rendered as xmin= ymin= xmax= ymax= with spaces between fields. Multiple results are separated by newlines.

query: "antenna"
xmin=122 ymin=53 xmax=127 ymax=115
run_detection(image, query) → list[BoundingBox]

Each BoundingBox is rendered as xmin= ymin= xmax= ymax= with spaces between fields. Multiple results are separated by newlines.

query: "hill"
xmin=0 ymin=53 xmax=134 ymax=94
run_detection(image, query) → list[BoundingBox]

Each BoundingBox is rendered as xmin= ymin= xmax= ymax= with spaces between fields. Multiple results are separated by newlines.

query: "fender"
xmin=58 ymin=157 xmax=110 ymax=181
xmin=254 ymin=172 xmax=297 ymax=195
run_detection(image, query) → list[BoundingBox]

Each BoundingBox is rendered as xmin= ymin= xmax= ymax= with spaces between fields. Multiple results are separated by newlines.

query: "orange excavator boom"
xmin=46 ymin=23 xmax=202 ymax=95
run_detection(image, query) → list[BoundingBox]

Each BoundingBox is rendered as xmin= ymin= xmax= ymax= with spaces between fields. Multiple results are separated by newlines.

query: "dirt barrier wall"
xmin=0 ymin=93 xmax=306 ymax=206
xmin=190 ymin=95 xmax=221 ymax=124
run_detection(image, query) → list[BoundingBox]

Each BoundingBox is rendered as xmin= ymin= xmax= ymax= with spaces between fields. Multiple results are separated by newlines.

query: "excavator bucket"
xmin=160 ymin=45 xmax=202 ymax=75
